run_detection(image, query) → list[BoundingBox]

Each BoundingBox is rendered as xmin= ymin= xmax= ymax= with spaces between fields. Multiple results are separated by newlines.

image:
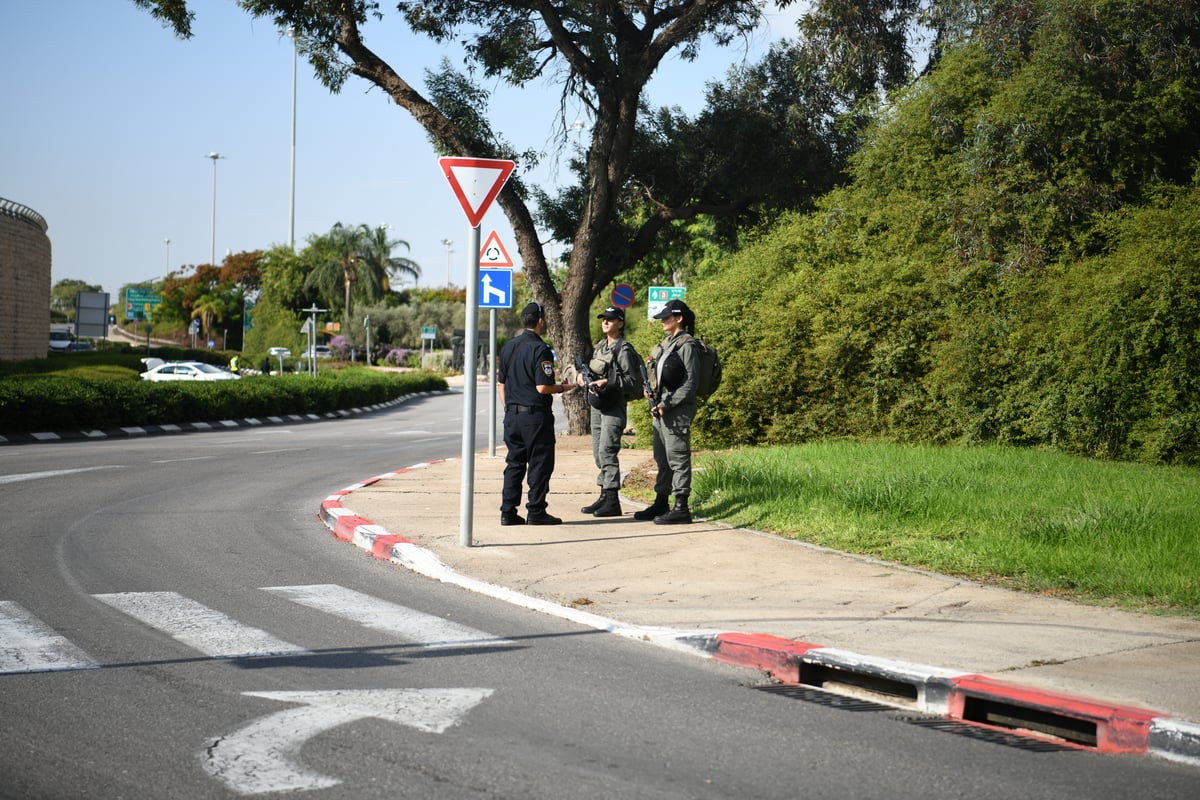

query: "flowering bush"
xmin=384 ymin=348 xmax=416 ymax=368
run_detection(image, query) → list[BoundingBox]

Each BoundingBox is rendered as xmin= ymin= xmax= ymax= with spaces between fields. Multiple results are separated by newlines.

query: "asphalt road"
xmin=1 ymin=392 xmax=1196 ymax=798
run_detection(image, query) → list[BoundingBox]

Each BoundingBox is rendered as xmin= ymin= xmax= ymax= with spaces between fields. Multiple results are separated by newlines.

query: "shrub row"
xmin=0 ymin=369 xmax=447 ymax=434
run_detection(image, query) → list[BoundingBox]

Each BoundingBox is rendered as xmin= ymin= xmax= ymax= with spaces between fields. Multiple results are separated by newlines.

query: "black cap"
xmin=652 ymin=298 xmax=690 ymax=319
xmin=597 ymin=306 xmax=625 ymax=322
xmin=521 ymin=302 xmax=545 ymax=320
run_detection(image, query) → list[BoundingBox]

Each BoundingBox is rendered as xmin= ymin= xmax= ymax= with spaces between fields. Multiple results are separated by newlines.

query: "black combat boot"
xmin=592 ymin=489 xmax=622 ymax=518
xmin=633 ymin=493 xmax=670 ymax=521
xmin=580 ymin=490 xmax=606 ymax=514
xmin=654 ymin=495 xmax=692 ymax=525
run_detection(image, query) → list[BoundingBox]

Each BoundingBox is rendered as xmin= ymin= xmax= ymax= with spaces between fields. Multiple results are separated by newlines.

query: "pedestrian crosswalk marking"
xmin=0 ymin=601 xmax=100 ymax=674
xmin=92 ymin=591 xmax=309 ymax=659
xmin=262 ymin=584 xmax=514 ymax=648
xmin=2 ymin=586 xmax=511 ymax=673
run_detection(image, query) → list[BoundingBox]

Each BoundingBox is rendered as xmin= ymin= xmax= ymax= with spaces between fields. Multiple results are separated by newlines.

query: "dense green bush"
xmin=0 ymin=368 xmax=447 ymax=434
xmin=687 ymin=3 xmax=1200 ymax=466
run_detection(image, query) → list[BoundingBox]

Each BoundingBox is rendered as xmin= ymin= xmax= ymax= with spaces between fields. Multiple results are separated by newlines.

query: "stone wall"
xmin=0 ymin=198 xmax=52 ymax=361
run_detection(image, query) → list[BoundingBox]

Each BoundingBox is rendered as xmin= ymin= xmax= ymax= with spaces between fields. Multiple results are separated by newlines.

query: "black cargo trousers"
xmin=501 ymin=406 xmax=556 ymax=515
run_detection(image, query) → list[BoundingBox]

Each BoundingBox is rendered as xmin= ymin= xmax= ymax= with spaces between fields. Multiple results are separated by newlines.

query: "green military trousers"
xmin=590 ymin=404 xmax=627 ymax=490
xmin=650 ymin=403 xmax=694 ymax=497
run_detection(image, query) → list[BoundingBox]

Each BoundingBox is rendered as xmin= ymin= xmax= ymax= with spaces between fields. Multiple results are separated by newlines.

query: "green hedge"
xmin=0 ymin=368 xmax=447 ymax=434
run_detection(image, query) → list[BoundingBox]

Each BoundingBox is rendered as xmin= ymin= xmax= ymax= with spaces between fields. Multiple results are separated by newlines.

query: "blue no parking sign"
xmin=610 ymin=283 xmax=635 ymax=309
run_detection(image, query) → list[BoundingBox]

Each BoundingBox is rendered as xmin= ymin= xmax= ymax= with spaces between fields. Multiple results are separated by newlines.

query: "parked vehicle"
xmin=302 ymin=345 xmax=334 ymax=360
xmin=65 ymin=341 xmax=94 ymax=352
xmin=49 ymin=329 xmax=72 ymax=352
xmin=139 ymin=359 xmax=240 ymax=382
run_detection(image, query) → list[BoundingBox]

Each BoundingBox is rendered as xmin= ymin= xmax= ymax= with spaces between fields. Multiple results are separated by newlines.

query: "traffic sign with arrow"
xmin=480 ymin=268 xmax=514 ymax=309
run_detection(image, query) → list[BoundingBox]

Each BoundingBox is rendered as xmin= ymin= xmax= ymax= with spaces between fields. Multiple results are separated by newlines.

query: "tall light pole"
xmin=287 ymin=27 xmax=298 ymax=251
xmin=441 ymin=238 xmax=454 ymax=287
xmin=206 ymin=152 xmax=225 ymax=266
xmin=164 ymin=238 xmax=171 ymax=274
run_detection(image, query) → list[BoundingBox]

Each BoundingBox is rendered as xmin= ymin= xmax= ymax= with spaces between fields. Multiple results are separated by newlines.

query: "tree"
xmin=134 ymin=0 xmax=791 ymax=432
xmin=358 ymin=223 xmax=420 ymax=298
xmin=191 ymin=294 xmax=226 ymax=341
xmin=304 ymin=222 xmax=420 ymax=334
xmin=50 ymin=279 xmax=103 ymax=317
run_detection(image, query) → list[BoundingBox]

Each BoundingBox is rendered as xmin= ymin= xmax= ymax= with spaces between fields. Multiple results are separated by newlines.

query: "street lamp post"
xmin=287 ymin=27 xmax=298 ymax=251
xmin=164 ymin=238 xmax=171 ymax=274
xmin=206 ymin=152 xmax=225 ymax=266
xmin=441 ymin=238 xmax=454 ymax=287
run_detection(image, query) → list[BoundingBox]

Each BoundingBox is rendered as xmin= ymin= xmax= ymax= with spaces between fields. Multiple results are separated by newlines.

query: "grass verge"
xmin=625 ymin=440 xmax=1200 ymax=617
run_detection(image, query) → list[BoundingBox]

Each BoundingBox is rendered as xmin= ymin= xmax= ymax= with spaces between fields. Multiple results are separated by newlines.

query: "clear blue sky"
xmin=3 ymin=1 xmax=801 ymax=300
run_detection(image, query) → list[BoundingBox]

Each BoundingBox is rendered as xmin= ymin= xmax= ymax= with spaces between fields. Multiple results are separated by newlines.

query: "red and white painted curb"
xmin=318 ymin=464 xmax=1200 ymax=767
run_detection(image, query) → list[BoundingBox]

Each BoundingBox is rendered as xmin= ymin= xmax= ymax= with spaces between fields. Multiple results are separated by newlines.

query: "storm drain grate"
xmin=892 ymin=715 xmax=1080 ymax=752
xmin=754 ymin=684 xmax=900 ymax=712
xmin=757 ymin=684 xmax=1079 ymax=752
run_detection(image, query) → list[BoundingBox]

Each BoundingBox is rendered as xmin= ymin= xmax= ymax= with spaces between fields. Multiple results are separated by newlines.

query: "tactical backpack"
xmin=689 ymin=337 xmax=723 ymax=399
xmin=618 ymin=342 xmax=645 ymax=401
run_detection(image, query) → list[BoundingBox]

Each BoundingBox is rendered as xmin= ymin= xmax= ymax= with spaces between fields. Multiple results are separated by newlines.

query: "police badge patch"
xmin=540 ymin=360 xmax=555 ymax=377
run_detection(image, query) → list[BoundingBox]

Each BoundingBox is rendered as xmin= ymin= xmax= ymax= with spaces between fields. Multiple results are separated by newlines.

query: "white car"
xmin=303 ymin=345 xmax=334 ymax=360
xmin=139 ymin=359 xmax=240 ymax=382
xmin=49 ymin=329 xmax=72 ymax=352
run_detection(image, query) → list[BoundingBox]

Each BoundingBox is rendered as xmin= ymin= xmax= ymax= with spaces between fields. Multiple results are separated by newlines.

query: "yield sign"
xmin=479 ymin=230 xmax=514 ymax=267
xmin=439 ymin=157 xmax=515 ymax=227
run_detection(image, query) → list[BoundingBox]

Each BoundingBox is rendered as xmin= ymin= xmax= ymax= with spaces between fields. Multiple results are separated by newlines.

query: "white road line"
xmin=0 ymin=601 xmax=99 ymax=674
xmin=93 ymin=592 xmax=308 ymax=659
xmin=262 ymin=584 xmax=514 ymax=648
xmin=0 ymin=466 xmax=123 ymax=485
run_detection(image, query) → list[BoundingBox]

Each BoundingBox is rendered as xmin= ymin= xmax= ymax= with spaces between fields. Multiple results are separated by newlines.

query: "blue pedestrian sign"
xmin=479 ymin=268 xmax=514 ymax=309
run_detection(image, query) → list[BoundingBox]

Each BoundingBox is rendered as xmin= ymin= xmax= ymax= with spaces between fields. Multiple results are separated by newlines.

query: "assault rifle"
xmin=640 ymin=363 xmax=658 ymax=417
xmin=574 ymin=356 xmax=599 ymax=399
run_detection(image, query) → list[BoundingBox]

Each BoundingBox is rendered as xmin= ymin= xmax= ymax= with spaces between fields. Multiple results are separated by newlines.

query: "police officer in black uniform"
xmin=498 ymin=302 xmax=577 ymax=525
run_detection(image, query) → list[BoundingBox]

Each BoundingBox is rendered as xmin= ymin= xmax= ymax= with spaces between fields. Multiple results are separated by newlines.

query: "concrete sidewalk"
xmin=319 ymin=398 xmax=1200 ymax=764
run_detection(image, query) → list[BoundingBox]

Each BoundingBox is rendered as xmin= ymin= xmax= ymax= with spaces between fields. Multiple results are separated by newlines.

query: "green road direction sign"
xmin=125 ymin=288 xmax=162 ymax=321
xmin=647 ymin=286 xmax=686 ymax=320
xmin=421 ymin=326 xmax=437 ymax=341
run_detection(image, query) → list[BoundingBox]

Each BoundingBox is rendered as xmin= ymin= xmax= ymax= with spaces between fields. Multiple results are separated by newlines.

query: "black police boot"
xmin=526 ymin=510 xmax=563 ymax=525
xmin=633 ymin=493 xmax=670 ymax=521
xmin=592 ymin=489 xmax=622 ymax=518
xmin=654 ymin=495 xmax=692 ymax=525
xmin=500 ymin=512 xmax=525 ymax=526
xmin=580 ymin=491 xmax=606 ymax=514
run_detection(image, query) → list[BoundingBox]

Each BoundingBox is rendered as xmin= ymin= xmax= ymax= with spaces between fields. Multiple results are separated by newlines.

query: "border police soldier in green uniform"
xmin=635 ymin=298 xmax=700 ymax=525
xmin=498 ymin=302 xmax=577 ymax=526
xmin=575 ymin=306 xmax=644 ymax=518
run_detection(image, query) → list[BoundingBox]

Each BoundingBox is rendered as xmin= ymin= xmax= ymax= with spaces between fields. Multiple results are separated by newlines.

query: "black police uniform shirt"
xmin=500 ymin=330 xmax=556 ymax=409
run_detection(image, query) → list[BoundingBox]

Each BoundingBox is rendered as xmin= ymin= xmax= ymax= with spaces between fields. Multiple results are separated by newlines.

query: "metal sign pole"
xmin=488 ymin=307 xmax=497 ymax=457
xmin=439 ymin=156 xmax=514 ymax=548
xmin=459 ymin=224 xmax=482 ymax=547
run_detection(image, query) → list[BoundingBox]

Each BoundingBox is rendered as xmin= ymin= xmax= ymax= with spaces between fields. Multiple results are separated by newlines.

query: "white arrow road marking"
xmin=203 ymin=688 xmax=493 ymax=795
xmin=0 ymin=601 xmax=99 ymax=674
xmin=263 ymin=584 xmax=515 ymax=648
xmin=93 ymin=592 xmax=308 ymax=658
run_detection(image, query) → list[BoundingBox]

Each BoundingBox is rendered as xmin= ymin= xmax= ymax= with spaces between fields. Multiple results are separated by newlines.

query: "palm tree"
xmin=305 ymin=223 xmax=421 ymax=333
xmin=191 ymin=294 xmax=225 ymax=341
xmin=359 ymin=224 xmax=420 ymax=296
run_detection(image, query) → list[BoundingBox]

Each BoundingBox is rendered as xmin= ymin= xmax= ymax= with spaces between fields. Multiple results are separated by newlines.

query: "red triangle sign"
xmin=479 ymin=230 xmax=514 ymax=267
xmin=438 ymin=157 xmax=516 ymax=227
